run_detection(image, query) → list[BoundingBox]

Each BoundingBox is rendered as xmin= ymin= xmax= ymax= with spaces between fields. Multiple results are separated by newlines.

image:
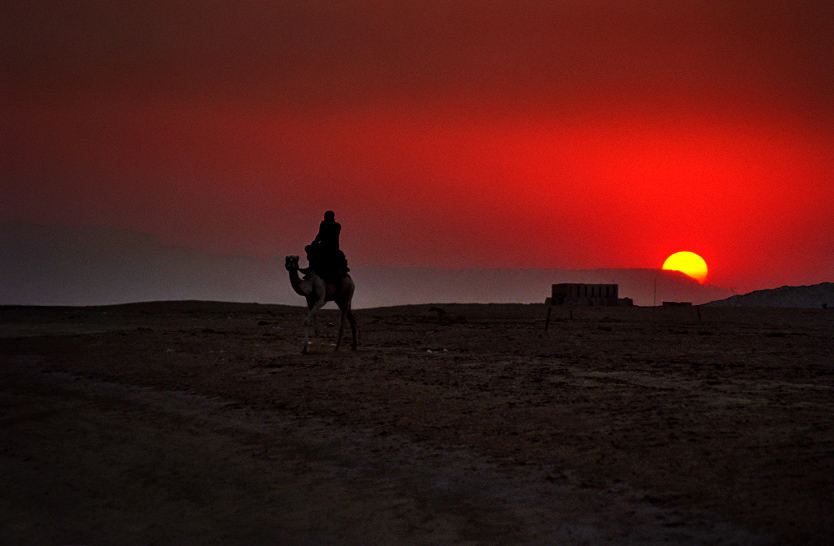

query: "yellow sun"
xmin=662 ymin=251 xmax=708 ymax=284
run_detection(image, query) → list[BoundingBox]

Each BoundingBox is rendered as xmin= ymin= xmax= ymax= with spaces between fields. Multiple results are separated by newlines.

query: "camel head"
xmin=285 ymin=255 xmax=300 ymax=271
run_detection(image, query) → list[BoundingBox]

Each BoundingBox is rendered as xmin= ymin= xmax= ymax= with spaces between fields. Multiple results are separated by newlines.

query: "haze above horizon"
xmin=1 ymin=223 xmax=735 ymax=308
xmin=3 ymin=2 xmax=833 ymax=295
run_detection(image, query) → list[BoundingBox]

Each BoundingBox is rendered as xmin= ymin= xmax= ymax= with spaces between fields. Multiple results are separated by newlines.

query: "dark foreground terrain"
xmin=1 ymin=302 xmax=833 ymax=544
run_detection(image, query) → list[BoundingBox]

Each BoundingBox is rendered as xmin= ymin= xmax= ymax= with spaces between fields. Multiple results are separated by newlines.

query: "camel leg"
xmin=336 ymin=311 xmax=344 ymax=350
xmin=332 ymin=304 xmax=356 ymax=352
xmin=303 ymin=299 xmax=325 ymax=353
xmin=336 ymin=303 xmax=356 ymax=351
xmin=302 ymin=312 xmax=312 ymax=354
xmin=344 ymin=308 xmax=357 ymax=350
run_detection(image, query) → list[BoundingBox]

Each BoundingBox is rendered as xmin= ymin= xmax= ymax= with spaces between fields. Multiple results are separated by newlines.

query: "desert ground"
xmin=1 ymin=301 xmax=832 ymax=545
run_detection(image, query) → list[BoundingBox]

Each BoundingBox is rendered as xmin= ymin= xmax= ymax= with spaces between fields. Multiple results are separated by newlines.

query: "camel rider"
xmin=303 ymin=211 xmax=349 ymax=279
xmin=313 ymin=210 xmax=341 ymax=252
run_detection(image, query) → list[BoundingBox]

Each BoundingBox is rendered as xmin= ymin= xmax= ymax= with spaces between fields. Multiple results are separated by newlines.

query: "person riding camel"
xmin=303 ymin=211 xmax=349 ymax=280
xmin=313 ymin=210 xmax=341 ymax=252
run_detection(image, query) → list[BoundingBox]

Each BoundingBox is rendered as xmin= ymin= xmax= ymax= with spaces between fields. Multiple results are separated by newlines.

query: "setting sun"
xmin=663 ymin=251 xmax=708 ymax=284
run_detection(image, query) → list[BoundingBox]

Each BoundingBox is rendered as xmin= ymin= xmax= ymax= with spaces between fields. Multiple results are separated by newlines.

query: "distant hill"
xmin=1 ymin=224 xmax=732 ymax=307
xmin=705 ymin=283 xmax=834 ymax=309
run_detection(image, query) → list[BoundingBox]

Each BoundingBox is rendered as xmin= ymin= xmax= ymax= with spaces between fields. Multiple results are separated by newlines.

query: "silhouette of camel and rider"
xmin=301 ymin=211 xmax=350 ymax=281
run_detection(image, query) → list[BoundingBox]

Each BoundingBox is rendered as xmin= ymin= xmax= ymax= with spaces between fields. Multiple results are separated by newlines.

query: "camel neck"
xmin=288 ymin=268 xmax=307 ymax=296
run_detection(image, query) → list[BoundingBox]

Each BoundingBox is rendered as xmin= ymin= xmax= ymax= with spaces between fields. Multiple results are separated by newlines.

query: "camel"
xmin=285 ymin=255 xmax=357 ymax=353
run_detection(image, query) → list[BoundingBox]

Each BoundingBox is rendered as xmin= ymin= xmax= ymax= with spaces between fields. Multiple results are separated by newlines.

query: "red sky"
xmin=3 ymin=1 xmax=833 ymax=293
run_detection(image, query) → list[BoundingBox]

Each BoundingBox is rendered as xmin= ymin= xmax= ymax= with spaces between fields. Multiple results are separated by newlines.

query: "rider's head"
xmin=324 ymin=210 xmax=335 ymax=221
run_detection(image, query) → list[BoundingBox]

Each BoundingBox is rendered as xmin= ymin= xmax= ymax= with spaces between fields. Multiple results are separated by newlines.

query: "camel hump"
xmin=315 ymin=266 xmax=350 ymax=283
xmin=309 ymin=248 xmax=350 ymax=282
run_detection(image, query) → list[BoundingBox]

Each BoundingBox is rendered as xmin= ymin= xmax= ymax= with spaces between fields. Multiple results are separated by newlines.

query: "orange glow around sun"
xmin=662 ymin=251 xmax=708 ymax=284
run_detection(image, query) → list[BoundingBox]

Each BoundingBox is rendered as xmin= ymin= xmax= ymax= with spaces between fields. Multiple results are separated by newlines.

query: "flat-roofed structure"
xmin=550 ymin=283 xmax=620 ymax=306
xmin=545 ymin=283 xmax=631 ymax=331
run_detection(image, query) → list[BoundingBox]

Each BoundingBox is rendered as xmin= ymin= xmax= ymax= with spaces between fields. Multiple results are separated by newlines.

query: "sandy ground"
xmin=1 ymin=301 xmax=833 ymax=545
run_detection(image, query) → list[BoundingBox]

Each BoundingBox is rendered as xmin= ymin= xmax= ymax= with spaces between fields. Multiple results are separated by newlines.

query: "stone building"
xmin=550 ymin=283 xmax=621 ymax=306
